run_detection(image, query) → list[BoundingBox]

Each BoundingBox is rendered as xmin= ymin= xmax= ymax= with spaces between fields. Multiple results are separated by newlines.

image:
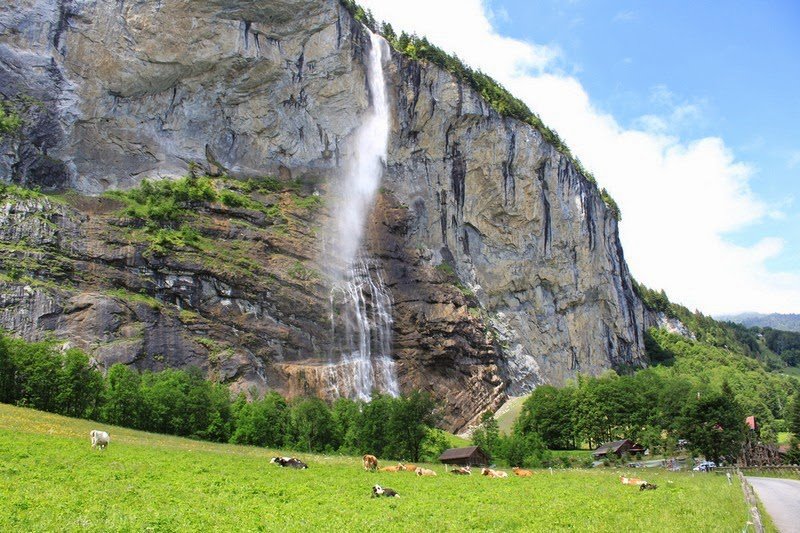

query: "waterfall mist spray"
xmin=323 ymin=32 xmax=399 ymax=400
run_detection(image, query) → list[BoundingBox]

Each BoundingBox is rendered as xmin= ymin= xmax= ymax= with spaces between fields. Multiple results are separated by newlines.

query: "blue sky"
xmin=362 ymin=0 xmax=800 ymax=313
xmin=491 ymin=0 xmax=800 ymax=273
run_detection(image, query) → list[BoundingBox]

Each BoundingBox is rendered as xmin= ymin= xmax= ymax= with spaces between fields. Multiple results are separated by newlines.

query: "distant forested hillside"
xmin=636 ymin=284 xmax=800 ymax=372
xmin=718 ymin=312 xmax=800 ymax=333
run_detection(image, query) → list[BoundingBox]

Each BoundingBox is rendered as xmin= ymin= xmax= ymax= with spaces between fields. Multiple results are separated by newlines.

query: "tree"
xmin=8 ymin=338 xmax=62 ymax=412
xmin=515 ymin=385 xmax=574 ymax=449
xmin=55 ymin=349 xmax=104 ymax=419
xmin=230 ymin=391 xmax=290 ymax=448
xmin=678 ymin=391 xmax=746 ymax=461
xmin=290 ymin=397 xmax=336 ymax=453
xmin=357 ymin=393 xmax=393 ymax=457
xmin=0 ymin=334 xmax=17 ymax=404
xmin=420 ymin=428 xmax=450 ymax=463
xmin=472 ymin=412 xmax=501 ymax=461
xmin=101 ymin=364 xmax=143 ymax=427
xmin=790 ymin=395 xmax=800 ymax=437
xmin=386 ymin=391 xmax=438 ymax=462
xmin=503 ymin=431 xmax=552 ymax=468
xmin=331 ymin=397 xmax=361 ymax=454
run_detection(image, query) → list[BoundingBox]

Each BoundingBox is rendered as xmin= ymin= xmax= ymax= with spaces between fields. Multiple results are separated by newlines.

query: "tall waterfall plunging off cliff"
xmin=323 ymin=32 xmax=398 ymax=401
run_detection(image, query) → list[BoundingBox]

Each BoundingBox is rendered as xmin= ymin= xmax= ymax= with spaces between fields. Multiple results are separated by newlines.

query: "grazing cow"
xmin=415 ymin=467 xmax=437 ymax=477
xmin=90 ymin=430 xmax=110 ymax=450
xmin=639 ymin=482 xmax=658 ymax=491
xmin=271 ymin=457 xmax=308 ymax=469
xmin=481 ymin=468 xmax=508 ymax=478
xmin=398 ymin=463 xmax=418 ymax=472
xmin=450 ymin=466 xmax=472 ymax=475
xmin=379 ymin=465 xmax=403 ymax=473
xmin=372 ymin=484 xmax=400 ymax=498
xmin=620 ymin=476 xmax=646 ymax=486
xmin=512 ymin=467 xmax=533 ymax=477
xmin=363 ymin=454 xmax=378 ymax=471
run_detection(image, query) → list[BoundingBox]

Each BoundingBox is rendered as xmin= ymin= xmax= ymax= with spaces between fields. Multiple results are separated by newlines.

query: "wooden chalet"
xmin=438 ymin=446 xmax=490 ymax=467
xmin=592 ymin=439 xmax=645 ymax=458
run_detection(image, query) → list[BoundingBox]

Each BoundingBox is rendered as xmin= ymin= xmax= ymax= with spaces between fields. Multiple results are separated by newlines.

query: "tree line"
xmin=0 ymin=333 xmax=442 ymax=462
xmin=471 ymin=327 xmax=800 ymax=466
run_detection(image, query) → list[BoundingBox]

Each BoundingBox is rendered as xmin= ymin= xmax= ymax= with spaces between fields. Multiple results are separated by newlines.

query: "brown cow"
xmin=481 ymin=468 xmax=508 ymax=478
xmin=379 ymin=465 xmax=403 ymax=473
xmin=512 ymin=467 xmax=533 ymax=477
xmin=620 ymin=476 xmax=646 ymax=486
xmin=398 ymin=463 xmax=418 ymax=472
xmin=363 ymin=454 xmax=378 ymax=471
xmin=415 ymin=467 xmax=437 ymax=477
xmin=450 ymin=466 xmax=471 ymax=475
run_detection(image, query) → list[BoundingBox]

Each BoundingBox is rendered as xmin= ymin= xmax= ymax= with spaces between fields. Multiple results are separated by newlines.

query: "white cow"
xmin=90 ymin=430 xmax=110 ymax=450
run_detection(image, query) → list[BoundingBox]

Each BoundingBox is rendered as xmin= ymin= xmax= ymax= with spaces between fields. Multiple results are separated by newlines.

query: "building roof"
xmin=593 ymin=439 xmax=645 ymax=455
xmin=438 ymin=446 xmax=485 ymax=461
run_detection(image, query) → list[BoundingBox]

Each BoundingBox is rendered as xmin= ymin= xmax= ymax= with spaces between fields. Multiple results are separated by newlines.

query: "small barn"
xmin=592 ymin=439 xmax=645 ymax=459
xmin=438 ymin=446 xmax=490 ymax=467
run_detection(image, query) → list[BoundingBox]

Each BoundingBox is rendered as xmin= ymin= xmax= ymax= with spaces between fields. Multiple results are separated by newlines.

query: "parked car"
xmin=692 ymin=461 xmax=716 ymax=472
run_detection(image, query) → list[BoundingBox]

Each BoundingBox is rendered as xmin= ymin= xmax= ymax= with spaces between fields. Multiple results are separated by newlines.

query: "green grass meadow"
xmin=0 ymin=404 xmax=752 ymax=532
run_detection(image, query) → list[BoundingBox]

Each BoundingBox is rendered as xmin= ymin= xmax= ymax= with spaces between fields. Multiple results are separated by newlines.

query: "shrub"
xmin=0 ymin=102 xmax=22 ymax=137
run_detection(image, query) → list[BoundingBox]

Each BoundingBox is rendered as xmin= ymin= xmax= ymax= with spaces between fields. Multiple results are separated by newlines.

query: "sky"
xmin=359 ymin=0 xmax=800 ymax=315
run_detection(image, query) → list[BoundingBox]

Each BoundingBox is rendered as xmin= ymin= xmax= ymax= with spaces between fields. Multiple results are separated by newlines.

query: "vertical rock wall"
xmin=0 ymin=0 xmax=647 ymax=428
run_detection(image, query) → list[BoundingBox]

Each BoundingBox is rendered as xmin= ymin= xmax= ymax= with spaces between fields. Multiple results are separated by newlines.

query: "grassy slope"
xmin=0 ymin=405 xmax=751 ymax=532
xmin=493 ymin=395 xmax=528 ymax=435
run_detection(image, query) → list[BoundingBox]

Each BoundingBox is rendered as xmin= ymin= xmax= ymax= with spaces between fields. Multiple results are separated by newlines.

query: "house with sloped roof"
xmin=438 ymin=446 xmax=490 ymax=466
xmin=592 ymin=439 xmax=645 ymax=458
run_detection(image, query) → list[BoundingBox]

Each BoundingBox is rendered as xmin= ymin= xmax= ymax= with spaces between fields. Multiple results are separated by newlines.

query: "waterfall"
xmin=323 ymin=31 xmax=399 ymax=401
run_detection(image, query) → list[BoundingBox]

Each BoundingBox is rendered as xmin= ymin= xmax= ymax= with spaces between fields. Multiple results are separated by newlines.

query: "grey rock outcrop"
xmin=0 ymin=0 xmax=648 ymax=428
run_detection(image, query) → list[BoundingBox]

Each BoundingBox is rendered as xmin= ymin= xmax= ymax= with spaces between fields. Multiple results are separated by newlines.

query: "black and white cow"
xmin=371 ymin=484 xmax=400 ymax=498
xmin=270 ymin=456 xmax=308 ymax=469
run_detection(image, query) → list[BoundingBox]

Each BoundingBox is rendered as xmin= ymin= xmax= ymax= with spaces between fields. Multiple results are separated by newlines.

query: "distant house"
xmin=592 ymin=439 xmax=645 ymax=459
xmin=438 ymin=446 xmax=490 ymax=467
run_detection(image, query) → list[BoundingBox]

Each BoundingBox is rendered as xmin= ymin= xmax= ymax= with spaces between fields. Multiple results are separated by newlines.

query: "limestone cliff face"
xmin=0 ymin=0 xmax=647 ymax=429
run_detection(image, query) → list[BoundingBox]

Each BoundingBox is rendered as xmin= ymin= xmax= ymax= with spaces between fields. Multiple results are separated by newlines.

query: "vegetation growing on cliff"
xmin=0 ymin=101 xmax=22 ymax=137
xmin=339 ymin=1 xmax=621 ymax=218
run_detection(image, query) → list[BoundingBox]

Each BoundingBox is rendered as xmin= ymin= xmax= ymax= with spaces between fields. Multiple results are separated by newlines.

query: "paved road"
xmin=747 ymin=477 xmax=800 ymax=533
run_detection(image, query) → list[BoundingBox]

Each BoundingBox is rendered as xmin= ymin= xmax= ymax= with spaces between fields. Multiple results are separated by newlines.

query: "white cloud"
xmin=360 ymin=0 xmax=800 ymax=314
xmin=613 ymin=10 xmax=637 ymax=23
xmin=788 ymin=150 xmax=800 ymax=169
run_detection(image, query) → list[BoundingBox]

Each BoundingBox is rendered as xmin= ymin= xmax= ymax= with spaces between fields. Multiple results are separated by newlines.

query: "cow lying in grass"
xmin=270 ymin=457 xmax=308 ymax=469
xmin=363 ymin=454 xmax=378 ymax=471
xmin=639 ymin=482 xmax=658 ymax=491
xmin=620 ymin=476 xmax=646 ymax=486
xmin=512 ymin=467 xmax=533 ymax=477
xmin=481 ymin=468 xmax=508 ymax=478
xmin=371 ymin=485 xmax=400 ymax=498
xmin=415 ymin=467 xmax=437 ymax=477
xmin=398 ymin=463 xmax=418 ymax=472
xmin=450 ymin=466 xmax=471 ymax=475
xmin=379 ymin=465 xmax=403 ymax=473
xmin=90 ymin=430 xmax=110 ymax=450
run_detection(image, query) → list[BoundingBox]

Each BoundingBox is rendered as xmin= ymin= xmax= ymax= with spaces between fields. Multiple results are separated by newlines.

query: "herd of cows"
xmin=88 ymin=429 xmax=656 ymax=499
xmin=359 ymin=453 xmax=538 ymax=496
xmin=360 ymin=454 xmax=534 ymax=479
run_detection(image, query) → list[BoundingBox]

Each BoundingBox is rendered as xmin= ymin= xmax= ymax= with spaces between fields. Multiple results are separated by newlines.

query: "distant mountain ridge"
xmin=718 ymin=313 xmax=800 ymax=333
